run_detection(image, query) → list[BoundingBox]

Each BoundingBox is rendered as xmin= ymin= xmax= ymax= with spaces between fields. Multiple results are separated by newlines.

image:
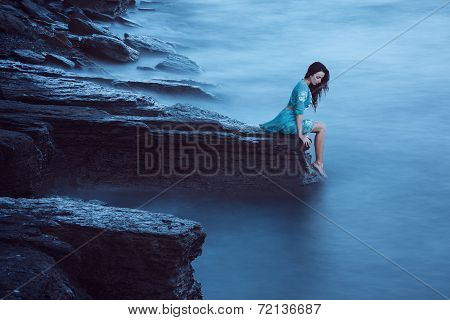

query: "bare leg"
xmin=311 ymin=121 xmax=327 ymax=178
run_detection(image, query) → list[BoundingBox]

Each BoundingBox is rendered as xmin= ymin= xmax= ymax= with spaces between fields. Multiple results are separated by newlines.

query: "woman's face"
xmin=309 ymin=71 xmax=326 ymax=86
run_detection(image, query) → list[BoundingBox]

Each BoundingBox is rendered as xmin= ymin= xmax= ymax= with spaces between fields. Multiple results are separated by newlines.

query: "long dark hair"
xmin=304 ymin=61 xmax=329 ymax=111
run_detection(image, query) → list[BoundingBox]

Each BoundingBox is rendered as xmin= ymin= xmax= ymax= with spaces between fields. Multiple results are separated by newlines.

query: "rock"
xmin=42 ymin=32 xmax=73 ymax=49
xmin=68 ymin=17 xmax=111 ymax=36
xmin=114 ymin=16 xmax=142 ymax=28
xmin=155 ymin=54 xmax=201 ymax=74
xmin=45 ymin=53 xmax=76 ymax=69
xmin=0 ymin=4 xmax=29 ymax=19
xmin=137 ymin=65 xmax=156 ymax=71
xmin=82 ymin=8 xmax=114 ymax=21
xmin=63 ymin=0 xmax=136 ymax=18
xmin=50 ymin=21 xmax=69 ymax=32
xmin=0 ymin=196 xmax=206 ymax=299
xmin=80 ymin=35 xmax=139 ymax=62
xmin=0 ymin=60 xmax=214 ymax=103
xmin=0 ymin=246 xmax=78 ymax=299
xmin=0 ymin=9 xmax=34 ymax=38
xmin=66 ymin=34 xmax=81 ymax=47
xmin=0 ymin=60 xmax=318 ymax=192
xmin=0 ymin=125 xmax=54 ymax=198
xmin=64 ymin=7 xmax=90 ymax=21
xmin=138 ymin=7 xmax=156 ymax=11
xmin=124 ymin=33 xmax=176 ymax=55
xmin=0 ymin=60 xmax=157 ymax=111
xmin=11 ymin=49 xmax=46 ymax=64
xmin=18 ymin=0 xmax=54 ymax=23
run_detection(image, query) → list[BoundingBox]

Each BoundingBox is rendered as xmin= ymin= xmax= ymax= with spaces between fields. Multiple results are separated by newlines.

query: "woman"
xmin=259 ymin=61 xmax=330 ymax=178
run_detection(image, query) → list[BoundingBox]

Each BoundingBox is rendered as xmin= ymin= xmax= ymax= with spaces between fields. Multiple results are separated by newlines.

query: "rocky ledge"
xmin=0 ymin=196 xmax=205 ymax=299
xmin=0 ymin=59 xmax=320 ymax=197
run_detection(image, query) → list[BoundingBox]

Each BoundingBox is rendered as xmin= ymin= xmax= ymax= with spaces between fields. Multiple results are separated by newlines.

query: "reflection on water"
xmin=64 ymin=0 xmax=450 ymax=298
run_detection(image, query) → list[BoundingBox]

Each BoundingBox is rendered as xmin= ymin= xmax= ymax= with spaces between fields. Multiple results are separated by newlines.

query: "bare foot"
xmin=312 ymin=161 xmax=328 ymax=179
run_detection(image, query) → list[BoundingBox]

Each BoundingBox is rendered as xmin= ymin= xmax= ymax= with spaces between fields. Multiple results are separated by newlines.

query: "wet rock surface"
xmin=0 ymin=196 xmax=205 ymax=299
xmin=80 ymin=34 xmax=139 ymax=62
xmin=124 ymin=33 xmax=177 ymax=55
xmin=156 ymin=54 xmax=202 ymax=74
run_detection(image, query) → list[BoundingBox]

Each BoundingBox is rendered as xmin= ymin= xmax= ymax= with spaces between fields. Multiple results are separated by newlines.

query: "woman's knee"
xmin=314 ymin=121 xmax=327 ymax=133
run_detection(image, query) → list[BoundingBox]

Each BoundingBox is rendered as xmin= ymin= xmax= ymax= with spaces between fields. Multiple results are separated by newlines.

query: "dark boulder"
xmin=18 ymin=0 xmax=54 ymax=23
xmin=45 ymin=53 xmax=76 ymax=69
xmin=0 ymin=9 xmax=34 ymax=38
xmin=68 ymin=17 xmax=111 ymax=36
xmin=80 ymin=35 xmax=139 ymax=62
xmin=11 ymin=49 xmax=46 ymax=64
xmin=155 ymin=54 xmax=201 ymax=74
xmin=42 ymin=32 xmax=73 ymax=49
xmin=63 ymin=0 xmax=136 ymax=18
xmin=64 ymin=7 xmax=90 ymax=21
xmin=0 ymin=246 xmax=78 ymax=299
xmin=124 ymin=33 xmax=176 ymax=55
xmin=0 ymin=196 xmax=205 ymax=299
xmin=82 ymin=8 xmax=114 ymax=22
xmin=0 ymin=126 xmax=54 ymax=198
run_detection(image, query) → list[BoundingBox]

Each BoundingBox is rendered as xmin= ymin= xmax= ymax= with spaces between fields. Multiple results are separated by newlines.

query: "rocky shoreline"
xmin=0 ymin=0 xmax=320 ymax=299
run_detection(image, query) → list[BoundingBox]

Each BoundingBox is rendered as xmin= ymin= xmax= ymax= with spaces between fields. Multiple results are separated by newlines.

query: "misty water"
xmin=65 ymin=0 xmax=450 ymax=298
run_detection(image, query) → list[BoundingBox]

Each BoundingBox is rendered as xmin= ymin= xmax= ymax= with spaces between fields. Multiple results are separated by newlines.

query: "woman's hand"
xmin=299 ymin=135 xmax=312 ymax=147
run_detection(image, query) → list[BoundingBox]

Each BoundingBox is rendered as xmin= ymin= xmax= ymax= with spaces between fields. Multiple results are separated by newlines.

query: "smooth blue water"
xmin=70 ymin=0 xmax=450 ymax=299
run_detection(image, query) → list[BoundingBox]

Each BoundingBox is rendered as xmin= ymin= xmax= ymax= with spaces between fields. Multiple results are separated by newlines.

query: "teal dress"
xmin=259 ymin=79 xmax=314 ymax=135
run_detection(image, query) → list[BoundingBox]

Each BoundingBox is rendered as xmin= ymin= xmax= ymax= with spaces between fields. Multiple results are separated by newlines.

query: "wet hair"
xmin=304 ymin=61 xmax=330 ymax=111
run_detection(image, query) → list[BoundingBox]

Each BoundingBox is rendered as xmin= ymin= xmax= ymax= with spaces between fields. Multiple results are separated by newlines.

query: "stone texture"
xmin=0 ymin=196 xmax=205 ymax=299
xmin=68 ymin=17 xmax=111 ymax=36
xmin=63 ymin=0 xmax=136 ymax=18
xmin=124 ymin=33 xmax=177 ymax=55
xmin=45 ymin=53 xmax=76 ymax=69
xmin=155 ymin=54 xmax=201 ymax=74
xmin=0 ymin=60 xmax=214 ymax=103
xmin=79 ymin=34 xmax=139 ymax=62
xmin=11 ymin=49 xmax=46 ymax=64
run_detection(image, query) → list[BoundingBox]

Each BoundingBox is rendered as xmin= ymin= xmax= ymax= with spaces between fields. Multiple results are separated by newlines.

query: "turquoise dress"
xmin=259 ymin=79 xmax=314 ymax=135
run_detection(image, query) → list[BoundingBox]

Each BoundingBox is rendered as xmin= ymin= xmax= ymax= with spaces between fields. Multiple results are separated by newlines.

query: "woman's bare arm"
xmin=296 ymin=114 xmax=304 ymax=139
xmin=296 ymin=114 xmax=311 ymax=147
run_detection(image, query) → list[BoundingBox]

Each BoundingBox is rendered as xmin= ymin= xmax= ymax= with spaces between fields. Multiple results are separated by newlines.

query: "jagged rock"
xmin=138 ymin=7 xmax=156 ymax=11
xmin=111 ymin=79 xmax=215 ymax=99
xmin=80 ymin=35 xmax=139 ymax=62
xmin=82 ymin=8 xmax=114 ymax=21
xmin=11 ymin=49 xmax=46 ymax=64
xmin=0 ymin=8 xmax=34 ymax=38
xmin=0 ymin=59 xmax=318 ymax=192
xmin=50 ymin=21 xmax=69 ymax=32
xmin=0 ymin=60 xmax=213 ymax=102
xmin=63 ymin=0 xmax=136 ymax=18
xmin=45 ymin=53 xmax=76 ymax=69
xmin=44 ymin=31 xmax=73 ymax=48
xmin=66 ymin=34 xmax=81 ymax=47
xmin=54 ymin=11 xmax=70 ymax=23
xmin=0 ymin=125 xmax=54 ymax=197
xmin=0 ymin=196 xmax=205 ymax=299
xmin=137 ymin=65 xmax=156 ymax=71
xmin=124 ymin=33 xmax=176 ymax=55
xmin=18 ymin=0 xmax=54 ymax=23
xmin=155 ymin=54 xmax=201 ymax=74
xmin=0 ymin=246 xmax=78 ymax=299
xmin=64 ymin=7 xmax=91 ymax=21
xmin=114 ymin=16 xmax=142 ymax=27
xmin=68 ymin=17 xmax=111 ymax=36
xmin=0 ymin=4 xmax=29 ymax=19
xmin=0 ymin=97 xmax=316 ymax=193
